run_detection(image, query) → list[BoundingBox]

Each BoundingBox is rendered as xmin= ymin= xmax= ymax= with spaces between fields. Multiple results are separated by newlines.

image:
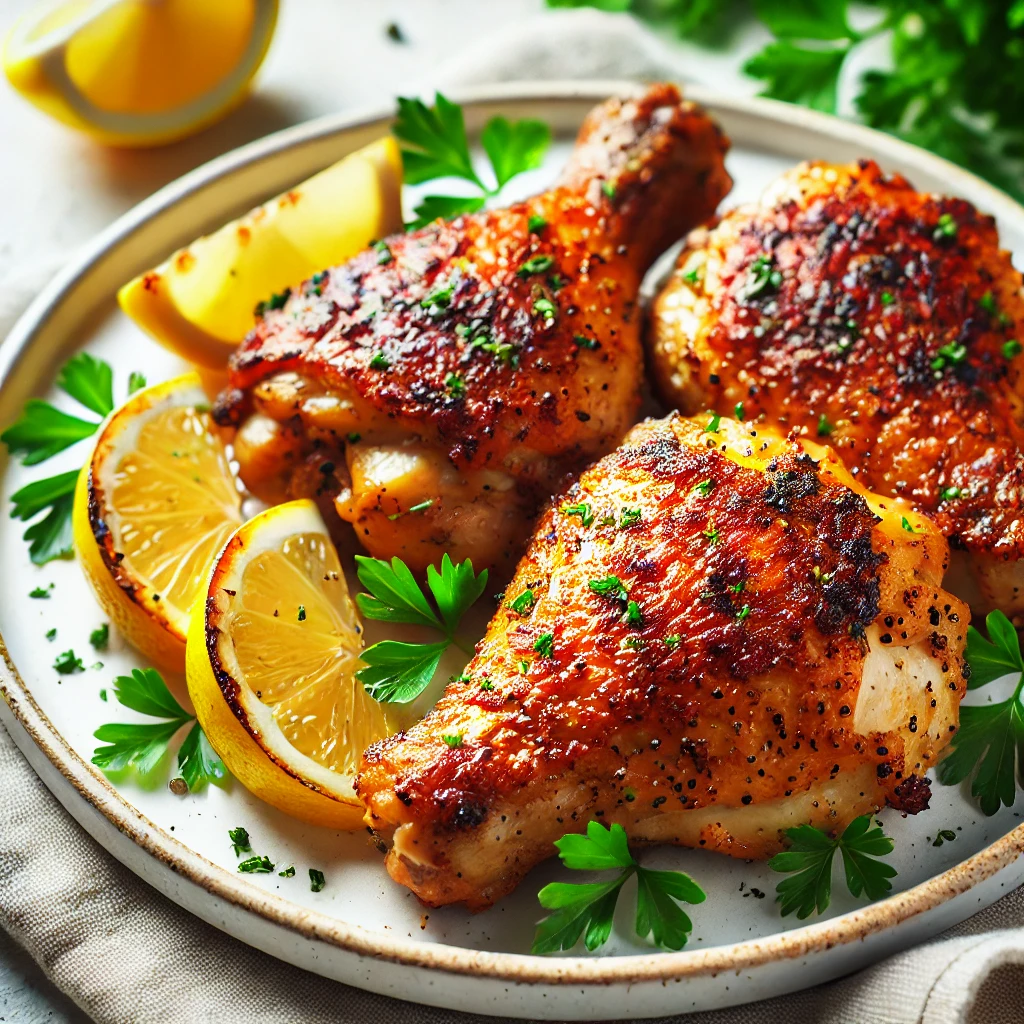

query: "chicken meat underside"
xmin=649 ymin=159 xmax=1024 ymax=622
xmin=212 ymin=83 xmax=731 ymax=574
xmin=357 ymin=414 xmax=969 ymax=910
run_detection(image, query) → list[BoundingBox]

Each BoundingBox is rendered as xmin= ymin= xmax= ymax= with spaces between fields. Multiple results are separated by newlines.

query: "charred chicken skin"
xmin=649 ymin=160 xmax=1024 ymax=621
xmin=357 ymin=413 xmax=968 ymax=910
xmin=213 ymin=84 xmax=731 ymax=574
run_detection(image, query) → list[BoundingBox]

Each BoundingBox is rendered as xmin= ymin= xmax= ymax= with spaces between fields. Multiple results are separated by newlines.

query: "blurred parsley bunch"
xmin=548 ymin=0 xmax=1024 ymax=201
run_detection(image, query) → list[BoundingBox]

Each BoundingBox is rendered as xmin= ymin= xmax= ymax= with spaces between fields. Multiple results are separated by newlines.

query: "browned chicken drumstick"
xmin=357 ymin=414 xmax=968 ymax=909
xmin=213 ymin=84 xmax=731 ymax=574
xmin=649 ymin=160 xmax=1024 ymax=620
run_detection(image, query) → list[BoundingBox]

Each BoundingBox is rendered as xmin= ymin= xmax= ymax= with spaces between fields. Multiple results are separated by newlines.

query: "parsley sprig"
xmin=92 ymin=668 xmax=226 ymax=791
xmin=550 ymin=0 xmax=1024 ymax=203
xmin=532 ymin=821 xmax=706 ymax=954
xmin=355 ymin=554 xmax=488 ymax=703
xmin=937 ymin=610 xmax=1024 ymax=815
xmin=3 ymin=354 xmax=141 ymax=564
xmin=394 ymin=93 xmax=551 ymax=229
xmin=769 ymin=815 xmax=896 ymax=919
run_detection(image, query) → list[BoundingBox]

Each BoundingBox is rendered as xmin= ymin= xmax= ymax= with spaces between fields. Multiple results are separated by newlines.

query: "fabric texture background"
xmin=2 ymin=7 xmax=1023 ymax=1022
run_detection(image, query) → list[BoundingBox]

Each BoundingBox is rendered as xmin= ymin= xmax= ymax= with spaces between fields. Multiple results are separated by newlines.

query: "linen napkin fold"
xmin=2 ymin=7 xmax=1023 ymax=1023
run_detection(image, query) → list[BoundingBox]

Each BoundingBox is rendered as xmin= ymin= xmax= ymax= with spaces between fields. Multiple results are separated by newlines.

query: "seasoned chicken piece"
xmin=357 ymin=414 xmax=968 ymax=909
xmin=649 ymin=160 xmax=1024 ymax=621
xmin=214 ymin=85 xmax=731 ymax=573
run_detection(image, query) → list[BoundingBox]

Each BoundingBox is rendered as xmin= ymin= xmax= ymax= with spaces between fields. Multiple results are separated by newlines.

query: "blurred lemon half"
xmin=117 ymin=136 xmax=403 ymax=368
xmin=73 ymin=372 xmax=243 ymax=672
xmin=3 ymin=0 xmax=278 ymax=146
xmin=186 ymin=500 xmax=395 ymax=828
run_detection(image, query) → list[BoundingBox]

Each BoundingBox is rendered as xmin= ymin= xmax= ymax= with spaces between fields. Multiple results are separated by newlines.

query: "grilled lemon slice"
xmin=186 ymin=500 xmax=394 ymax=828
xmin=117 ymin=136 xmax=403 ymax=368
xmin=73 ymin=372 xmax=242 ymax=672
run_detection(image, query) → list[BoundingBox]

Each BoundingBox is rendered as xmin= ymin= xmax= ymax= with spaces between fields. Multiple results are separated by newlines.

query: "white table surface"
xmin=0 ymin=1 xmax=765 ymax=1018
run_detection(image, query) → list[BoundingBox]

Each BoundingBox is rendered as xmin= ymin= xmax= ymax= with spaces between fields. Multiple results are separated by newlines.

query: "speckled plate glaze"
xmin=2 ymin=82 xmax=1023 ymax=1021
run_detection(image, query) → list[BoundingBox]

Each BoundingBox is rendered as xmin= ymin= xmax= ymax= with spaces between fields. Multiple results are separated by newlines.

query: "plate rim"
xmin=3 ymin=78 xmax=1024 ymax=988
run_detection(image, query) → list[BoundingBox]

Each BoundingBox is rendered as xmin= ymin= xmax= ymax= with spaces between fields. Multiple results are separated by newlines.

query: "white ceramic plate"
xmin=2 ymin=82 xmax=1024 ymax=1021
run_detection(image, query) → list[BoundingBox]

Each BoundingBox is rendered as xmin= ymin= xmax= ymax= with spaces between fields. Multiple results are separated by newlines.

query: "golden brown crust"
xmin=356 ymin=415 xmax=969 ymax=908
xmin=649 ymin=160 xmax=1024 ymax=565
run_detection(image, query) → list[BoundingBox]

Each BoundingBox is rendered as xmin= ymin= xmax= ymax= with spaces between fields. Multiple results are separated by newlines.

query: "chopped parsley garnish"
xmin=601 ymin=180 xmax=618 ymax=200
xmin=89 ymin=624 xmax=109 ymax=650
xmin=704 ymin=413 xmax=721 ymax=433
xmin=680 ymin=257 xmax=704 ymax=285
xmin=278 ymin=865 xmax=296 ymax=877
xmin=442 ymin=734 xmax=464 ymax=749
xmin=373 ymin=240 xmax=393 ymax=265
xmin=938 ymin=609 xmax=1024 ymax=815
xmin=369 ymin=351 xmax=391 ymax=370
xmin=1003 ymin=340 xmax=1022 ymax=360
xmin=309 ymin=868 xmax=326 ymax=892
xmin=933 ymin=212 xmax=958 ymax=240
xmin=940 ymin=486 xmax=962 ymax=501
xmin=228 ymin=827 xmax=252 ymax=856
xmin=880 ymin=290 xmax=895 ymax=306
xmin=479 ymin=678 xmax=494 ymax=691
xmin=573 ymin=333 xmax=599 ymax=350
xmin=394 ymin=92 xmax=550 ymax=229
xmin=663 ymin=634 xmax=681 ymax=649
xmin=901 ymin=516 xmax=920 ymax=533
xmin=532 ymin=821 xmax=705 ymax=953
xmin=445 ymin=372 xmax=466 ymax=398
xmin=703 ymin=520 xmax=720 ymax=544
xmin=238 ymin=856 xmax=274 ymax=874
xmin=693 ymin=479 xmax=715 ymax=497
xmin=297 ymin=605 xmax=306 ymax=622
xmin=29 ymin=585 xmax=52 ymax=599
xmin=528 ymin=214 xmax=548 ymax=233
xmin=743 ymin=253 xmax=782 ymax=299
xmin=979 ymin=290 xmax=997 ymax=314
xmin=734 ymin=402 xmax=745 ymax=421
xmin=534 ymin=632 xmax=555 ymax=658
xmin=509 ymin=589 xmax=536 ymax=615
xmin=931 ymin=341 xmax=967 ymax=372
xmin=45 ymin=628 xmax=56 ymax=641
xmin=561 ymin=501 xmax=594 ymax=527
xmin=624 ymin=600 xmax=644 ymax=627
xmin=736 ymin=604 xmax=751 ymax=622
xmin=588 ymin=575 xmax=629 ymax=602
xmin=729 ymin=581 xmax=745 ymax=594
xmin=421 ymin=283 xmax=455 ymax=310
xmin=53 ymin=649 xmax=84 ymax=674
xmin=932 ymin=829 xmax=957 ymax=847
xmin=817 ymin=414 xmax=834 ymax=437
xmin=254 ymin=288 xmax=291 ymax=318
xmin=347 ymin=432 xmax=362 ymax=443
xmin=533 ymin=296 xmax=557 ymax=320
xmin=91 ymin=667 xmax=227 ymax=790
xmin=518 ymin=254 xmax=554 ymax=277
xmin=355 ymin=553 xmax=487 ymax=703
xmin=619 ymin=507 xmax=642 ymax=529
xmin=769 ymin=815 xmax=896 ymax=918
xmin=127 ymin=371 xmax=147 ymax=394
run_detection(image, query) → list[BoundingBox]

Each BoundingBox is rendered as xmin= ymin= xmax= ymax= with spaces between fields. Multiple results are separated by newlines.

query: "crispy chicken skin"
xmin=649 ymin=160 xmax=1024 ymax=621
xmin=214 ymin=85 xmax=731 ymax=574
xmin=357 ymin=414 xmax=968 ymax=910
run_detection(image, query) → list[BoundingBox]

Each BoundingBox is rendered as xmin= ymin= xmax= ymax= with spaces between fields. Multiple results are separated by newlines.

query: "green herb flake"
xmin=509 ymin=589 xmax=536 ymax=615
xmin=45 ymin=627 xmax=57 ymax=641
xmin=663 ymin=634 xmax=681 ymax=650
xmin=309 ymin=868 xmax=327 ymax=892
xmin=528 ymin=214 xmax=548 ymax=233
xmin=624 ymin=600 xmax=644 ymax=627
xmin=880 ymin=291 xmax=895 ymax=306
xmin=703 ymin=520 xmax=720 ymax=544
xmin=743 ymin=253 xmax=783 ymax=299
xmin=561 ymin=501 xmax=594 ymax=527
xmin=734 ymin=402 xmax=745 ymax=421
xmin=588 ymin=575 xmax=628 ymax=602
xmin=442 ymin=734 xmax=464 ymax=749
xmin=693 ymin=479 xmax=715 ymax=497
xmin=940 ymin=486 xmax=962 ymax=501
xmin=934 ymin=212 xmax=958 ymax=240
xmin=1003 ymin=340 xmax=1022 ymax=360
xmin=29 ymin=584 xmax=52 ymax=599
xmin=373 ymin=240 xmax=393 ymax=265
xmin=53 ymin=649 xmax=84 ymax=674
xmin=297 ymin=605 xmax=306 ymax=622
xmin=89 ymin=623 xmax=109 ymax=650
xmin=619 ymin=507 xmax=642 ymax=529
xmin=518 ymin=254 xmax=554 ymax=278
xmin=901 ymin=516 xmax=920 ymax=534
xmin=704 ymin=413 xmax=721 ymax=433
xmin=238 ymin=856 xmax=275 ymax=874
xmin=533 ymin=632 xmax=555 ymax=658
xmin=228 ymin=827 xmax=252 ymax=856
xmin=736 ymin=604 xmax=751 ymax=622
xmin=445 ymin=372 xmax=467 ymax=398
xmin=573 ymin=334 xmax=600 ymax=350
xmin=369 ymin=351 xmax=391 ymax=370
xmin=127 ymin=371 xmax=147 ymax=395
xmin=533 ymin=296 xmax=557 ymax=321
xmin=817 ymin=414 xmax=834 ymax=437
xmin=279 ymin=865 xmax=296 ymax=877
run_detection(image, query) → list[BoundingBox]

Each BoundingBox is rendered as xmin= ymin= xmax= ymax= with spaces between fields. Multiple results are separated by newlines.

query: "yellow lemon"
xmin=73 ymin=372 xmax=243 ymax=672
xmin=117 ymin=136 xmax=403 ymax=368
xmin=3 ymin=0 xmax=278 ymax=146
xmin=186 ymin=500 xmax=395 ymax=828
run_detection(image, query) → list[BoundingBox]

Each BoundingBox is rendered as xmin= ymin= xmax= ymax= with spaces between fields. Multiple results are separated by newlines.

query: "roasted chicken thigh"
xmin=649 ymin=160 xmax=1024 ymax=620
xmin=214 ymin=84 xmax=731 ymax=573
xmin=357 ymin=414 xmax=968 ymax=909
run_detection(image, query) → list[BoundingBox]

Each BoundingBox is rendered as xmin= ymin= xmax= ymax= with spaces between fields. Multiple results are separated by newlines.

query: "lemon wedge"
xmin=3 ymin=0 xmax=278 ymax=146
xmin=186 ymin=500 xmax=394 ymax=828
xmin=117 ymin=135 xmax=403 ymax=368
xmin=73 ymin=372 xmax=243 ymax=672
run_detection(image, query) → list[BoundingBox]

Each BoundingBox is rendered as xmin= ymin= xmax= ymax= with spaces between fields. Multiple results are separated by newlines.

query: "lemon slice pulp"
xmin=3 ymin=0 xmax=278 ymax=146
xmin=117 ymin=136 xmax=403 ymax=368
xmin=74 ymin=372 xmax=242 ymax=671
xmin=187 ymin=500 xmax=393 ymax=828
